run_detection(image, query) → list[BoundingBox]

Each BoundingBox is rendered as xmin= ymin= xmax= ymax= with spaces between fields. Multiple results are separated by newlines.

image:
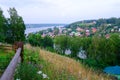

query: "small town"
xmin=37 ymin=19 xmax=120 ymax=38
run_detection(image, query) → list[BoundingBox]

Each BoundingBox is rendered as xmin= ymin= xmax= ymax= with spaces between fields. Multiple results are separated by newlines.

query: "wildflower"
xmin=37 ymin=71 xmax=42 ymax=74
xmin=16 ymin=78 xmax=20 ymax=80
xmin=42 ymin=73 xmax=48 ymax=79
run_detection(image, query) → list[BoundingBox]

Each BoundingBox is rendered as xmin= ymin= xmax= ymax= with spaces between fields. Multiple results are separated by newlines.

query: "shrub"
xmin=14 ymin=63 xmax=42 ymax=80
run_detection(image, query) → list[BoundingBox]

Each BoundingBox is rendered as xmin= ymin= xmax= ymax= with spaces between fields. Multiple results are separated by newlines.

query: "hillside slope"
xmin=25 ymin=44 xmax=112 ymax=80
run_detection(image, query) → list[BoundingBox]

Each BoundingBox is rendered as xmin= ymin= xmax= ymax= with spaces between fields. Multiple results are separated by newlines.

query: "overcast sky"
xmin=0 ymin=0 xmax=120 ymax=24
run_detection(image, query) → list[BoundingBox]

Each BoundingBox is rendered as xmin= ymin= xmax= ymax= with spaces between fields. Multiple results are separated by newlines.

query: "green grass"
xmin=0 ymin=49 xmax=14 ymax=76
xmin=23 ymin=44 xmax=112 ymax=80
xmin=14 ymin=46 xmax=77 ymax=80
xmin=14 ymin=48 xmax=47 ymax=80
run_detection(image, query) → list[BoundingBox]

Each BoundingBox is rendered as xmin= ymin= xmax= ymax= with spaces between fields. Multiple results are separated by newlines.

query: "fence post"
xmin=17 ymin=42 xmax=24 ymax=62
xmin=13 ymin=41 xmax=24 ymax=62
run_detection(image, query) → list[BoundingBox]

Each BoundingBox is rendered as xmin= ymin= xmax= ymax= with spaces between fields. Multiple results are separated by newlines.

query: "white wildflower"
xmin=37 ymin=71 xmax=42 ymax=74
xmin=16 ymin=79 xmax=20 ymax=80
xmin=42 ymin=73 xmax=48 ymax=79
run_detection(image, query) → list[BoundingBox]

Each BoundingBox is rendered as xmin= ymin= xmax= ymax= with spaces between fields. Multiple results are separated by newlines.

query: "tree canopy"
xmin=0 ymin=7 xmax=26 ymax=43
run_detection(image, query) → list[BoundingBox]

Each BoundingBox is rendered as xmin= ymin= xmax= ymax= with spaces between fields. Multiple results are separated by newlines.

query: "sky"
xmin=0 ymin=0 xmax=120 ymax=24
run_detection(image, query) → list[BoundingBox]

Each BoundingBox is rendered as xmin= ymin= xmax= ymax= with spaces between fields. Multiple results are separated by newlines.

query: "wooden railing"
xmin=0 ymin=45 xmax=12 ymax=51
xmin=0 ymin=42 xmax=23 ymax=80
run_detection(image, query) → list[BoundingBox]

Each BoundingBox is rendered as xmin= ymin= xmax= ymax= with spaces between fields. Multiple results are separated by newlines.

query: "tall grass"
xmin=25 ymin=44 xmax=112 ymax=80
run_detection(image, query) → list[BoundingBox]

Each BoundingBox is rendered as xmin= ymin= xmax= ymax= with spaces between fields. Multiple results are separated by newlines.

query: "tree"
xmin=27 ymin=33 xmax=42 ymax=46
xmin=87 ymin=36 xmax=118 ymax=67
xmin=42 ymin=36 xmax=53 ymax=48
xmin=69 ymin=37 xmax=80 ymax=57
xmin=7 ymin=8 xmax=26 ymax=43
xmin=54 ymin=27 xmax=59 ymax=35
xmin=0 ymin=8 xmax=8 ymax=42
xmin=109 ymin=34 xmax=120 ymax=64
xmin=54 ymin=35 xmax=70 ymax=54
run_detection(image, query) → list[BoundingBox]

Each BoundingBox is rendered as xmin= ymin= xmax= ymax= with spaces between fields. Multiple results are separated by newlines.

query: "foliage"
xmin=54 ymin=34 xmax=120 ymax=68
xmin=17 ymin=45 xmax=77 ymax=80
xmin=27 ymin=33 xmax=53 ymax=49
xmin=7 ymin=8 xmax=26 ymax=43
xmin=0 ymin=49 xmax=14 ymax=75
xmin=42 ymin=36 xmax=53 ymax=48
xmin=27 ymin=32 xmax=120 ymax=69
xmin=0 ymin=7 xmax=25 ymax=43
xmin=54 ymin=35 xmax=70 ymax=54
xmin=109 ymin=34 xmax=120 ymax=64
xmin=14 ymin=47 xmax=43 ymax=80
xmin=14 ymin=63 xmax=41 ymax=80
xmin=24 ymin=48 xmax=40 ymax=64
xmin=69 ymin=37 xmax=81 ymax=57
xmin=0 ymin=8 xmax=8 ymax=42
xmin=27 ymin=33 xmax=42 ymax=46
xmin=82 ymin=59 xmax=101 ymax=69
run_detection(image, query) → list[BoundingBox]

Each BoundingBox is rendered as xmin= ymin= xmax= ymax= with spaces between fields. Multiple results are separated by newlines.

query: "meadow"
xmin=19 ymin=44 xmax=112 ymax=80
xmin=0 ymin=44 xmax=114 ymax=80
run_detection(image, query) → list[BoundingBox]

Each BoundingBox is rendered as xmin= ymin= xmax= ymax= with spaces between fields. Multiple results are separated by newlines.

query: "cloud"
xmin=0 ymin=0 xmax=120 ymax=23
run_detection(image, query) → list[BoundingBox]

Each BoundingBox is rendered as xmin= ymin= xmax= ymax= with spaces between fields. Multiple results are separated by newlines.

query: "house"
xmin=105 ymin=34 xmax=110 ymax=39
xmin=65 ymin=49 xmax=71 ymax=55
xmin=86 ymin=29 xmax=90 ymax=33
xmin=59 ymin=27 xmax=63 ymax=34
xmin=42 ymin=33 xmax=46 ymax=37
xmin=77 ymin=49 xmax=87 ymax=59
xmin=75 ymin=32 xmax=81 ymax=36
xmin=67 ymin=28 xmax=72 ymax=31
xmin=111 ymin=29 xmax=114 ymax=32
xmin=86 ymin=32 xmax=90 ymax=36
xmin=63 ymin=30 xmax=67 ymax=33
xmin=92 ymin=28 xmax=97 ymax=33
xmin=107 ymin=24 xmax=112 ymax=26
xmin=69 ymin=31 xmax=75 ymax=36
xmin=93 ymin=21 xmax=96 ymax=24
xmin=76 ymin=27 xmax=84 ymax=32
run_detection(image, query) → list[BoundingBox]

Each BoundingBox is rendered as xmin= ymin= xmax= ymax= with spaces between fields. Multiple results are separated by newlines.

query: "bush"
xmin=14 ymin=63 xmax=42 ymax=80
xmin=24 ymin=48 xmax=40 ymax=64
xmin=46 ymin=47 xmax=55 ymax=52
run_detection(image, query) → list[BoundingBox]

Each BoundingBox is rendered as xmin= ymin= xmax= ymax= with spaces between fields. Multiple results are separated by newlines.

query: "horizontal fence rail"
xmin=0 ymin=48 xmax=22 ymax=80
xmin=0 ymin=45 xmax=12 ymax=52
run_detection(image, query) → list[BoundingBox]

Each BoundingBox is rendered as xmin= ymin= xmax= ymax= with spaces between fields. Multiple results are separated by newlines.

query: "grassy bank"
xmin=24 ymin=44 xmax=112 ymax=80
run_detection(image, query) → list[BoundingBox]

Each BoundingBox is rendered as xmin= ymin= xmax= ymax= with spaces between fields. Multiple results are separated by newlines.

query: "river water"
xmin=25 ymin=24 xmax=66 ymax=35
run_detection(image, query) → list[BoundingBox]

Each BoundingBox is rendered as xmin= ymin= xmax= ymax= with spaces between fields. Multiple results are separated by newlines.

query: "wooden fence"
xmin=0 ymin=45 xmax=12 ymax=51
xmin=0 ymin=42 xmax=23 ymax=80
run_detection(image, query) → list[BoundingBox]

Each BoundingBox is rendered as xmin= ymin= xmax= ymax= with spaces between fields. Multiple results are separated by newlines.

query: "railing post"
xmin=13 ymin=41 xmax=24 ymax=62
xmin=17 ymin=42 xmax=24 ymax=63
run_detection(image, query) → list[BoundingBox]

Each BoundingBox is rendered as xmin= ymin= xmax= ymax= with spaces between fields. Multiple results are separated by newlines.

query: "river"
xmin=25 ymin=24 xmax=66 ymax=35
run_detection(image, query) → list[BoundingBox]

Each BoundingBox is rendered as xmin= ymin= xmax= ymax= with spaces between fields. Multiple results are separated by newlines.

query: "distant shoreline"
xmin=25 ymin=24 xmax=66 ymax=36
xmin=25 ymin=24 xmax=66 ymax=28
